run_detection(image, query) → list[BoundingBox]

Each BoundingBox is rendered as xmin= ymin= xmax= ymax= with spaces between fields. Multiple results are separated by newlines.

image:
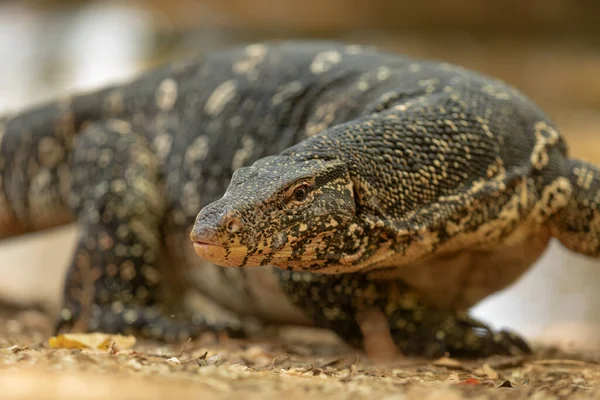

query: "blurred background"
xmin=1 ymin=0 xmax=600 ymax=349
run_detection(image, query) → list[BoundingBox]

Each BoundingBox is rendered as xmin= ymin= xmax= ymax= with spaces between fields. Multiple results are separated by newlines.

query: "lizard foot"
xmin=274 ymin=269 xmax=532 ymax=359
xmin=386 ymin=308 xmax=532 ymax=358
xmin=55 ymin=303 xmax=246 ymax=342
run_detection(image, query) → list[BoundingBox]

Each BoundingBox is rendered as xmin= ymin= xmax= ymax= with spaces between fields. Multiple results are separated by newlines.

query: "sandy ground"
xmin=2 ymin=304 xmax=600 ymax=400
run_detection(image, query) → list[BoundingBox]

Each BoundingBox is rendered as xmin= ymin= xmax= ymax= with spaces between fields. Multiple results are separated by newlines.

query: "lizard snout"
xmin=190 ymin=206 xmax=221 ymax=245
xmin=190 ymin=207 xmax=243 ymax=246
xmin=190 ymin=223 xmax=219 ymax=246
xmin=191 ymin=206 xmax=249 ymax=266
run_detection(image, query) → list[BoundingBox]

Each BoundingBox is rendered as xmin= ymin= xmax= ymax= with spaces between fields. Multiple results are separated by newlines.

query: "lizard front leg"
xmin=56 ymin=120 xmax=244 ymax=341
xmin=274 ymin=269 xmax=530 ymax=358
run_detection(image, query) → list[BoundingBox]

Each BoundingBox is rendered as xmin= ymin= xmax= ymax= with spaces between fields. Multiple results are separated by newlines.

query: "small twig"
xmin=182 ymin=350 xmax=208 ymax=365
xmin=107 ymin=341 xmax=117 ymax=355
xmin=318 ymin=357 xmax=346 ymax=369
xmin=532 ymin=359 xmax=594 ymax=367
xmin=177 ymin=338 xmax=192 ymax=358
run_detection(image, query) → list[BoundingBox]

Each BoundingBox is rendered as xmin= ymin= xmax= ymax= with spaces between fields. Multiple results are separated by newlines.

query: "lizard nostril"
xmin=225 ymin=215 xmax=242 ymax=234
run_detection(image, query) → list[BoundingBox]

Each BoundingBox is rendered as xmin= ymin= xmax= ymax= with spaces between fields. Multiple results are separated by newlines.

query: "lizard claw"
xmin=491 ymin=329 xmax=532 ymax=356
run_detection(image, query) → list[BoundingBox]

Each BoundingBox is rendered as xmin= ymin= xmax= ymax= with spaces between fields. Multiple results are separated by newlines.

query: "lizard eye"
xmin=287 ymin=183 xmax=310 ymax=205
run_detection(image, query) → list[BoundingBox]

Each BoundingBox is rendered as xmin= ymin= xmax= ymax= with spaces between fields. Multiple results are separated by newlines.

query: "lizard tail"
xmin=0 ymin=93 xmax=104 ymax=239
xmin=548 ymin=158 xmax=600 ymax=257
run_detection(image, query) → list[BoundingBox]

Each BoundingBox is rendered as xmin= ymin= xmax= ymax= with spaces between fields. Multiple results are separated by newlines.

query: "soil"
xmin=1 ymin=305 xmax=600 ymax=400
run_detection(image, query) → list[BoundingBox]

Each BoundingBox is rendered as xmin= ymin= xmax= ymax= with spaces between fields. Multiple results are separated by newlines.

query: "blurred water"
xmin=1 ymin=1 xmax=600 ymax=349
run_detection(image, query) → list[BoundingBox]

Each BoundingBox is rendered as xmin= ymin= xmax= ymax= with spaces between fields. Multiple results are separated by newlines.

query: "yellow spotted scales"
xmin=1 ymin=41 xmax=598 ymax=358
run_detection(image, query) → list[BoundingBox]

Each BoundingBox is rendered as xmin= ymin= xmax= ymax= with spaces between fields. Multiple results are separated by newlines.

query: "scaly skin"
xmin=192 ymin=68 xmax=576 ymax=274
xmin=3 ymin=40 xmax=586 ymax=358
xmin=192 ymin=43 xmax=600 ymax=355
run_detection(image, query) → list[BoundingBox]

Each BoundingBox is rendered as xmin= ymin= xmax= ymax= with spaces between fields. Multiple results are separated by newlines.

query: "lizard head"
xmin=191 ymin=154 xmax=385 ymax=272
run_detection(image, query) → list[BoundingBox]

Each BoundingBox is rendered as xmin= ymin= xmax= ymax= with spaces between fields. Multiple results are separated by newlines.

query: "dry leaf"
xmin=432 ymin=356 xmax=464 ymax=369
xmin=474 ymin=363 xmax=499 ymax=379
xmin=497 ymin=380 xmax=514 ymax=388
xmin=48 ymin=333 xmax=136 ymax=351
xmin=445 ymin=372 xmax=460 ymax=384
xmin=461 ymin=378 xmax=481 ymax=385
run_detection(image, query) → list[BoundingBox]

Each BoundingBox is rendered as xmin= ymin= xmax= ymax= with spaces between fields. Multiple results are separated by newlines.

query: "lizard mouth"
xmin=193 ymin=241 xmax=250 ymax=267
xmin=190 ymin=224 xmax=236 ymax=265
xmin=192 ymin=241 xmax=222 ymax=250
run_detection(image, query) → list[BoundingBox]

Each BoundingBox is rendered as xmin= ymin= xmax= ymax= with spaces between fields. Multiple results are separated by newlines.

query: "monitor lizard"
xmin=4 ymin=40 xmax=593 ymax=358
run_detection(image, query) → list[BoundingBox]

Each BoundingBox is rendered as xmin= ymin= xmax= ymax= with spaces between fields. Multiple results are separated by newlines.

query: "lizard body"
xmin=4 ymin=40 xmax=586 ymax=357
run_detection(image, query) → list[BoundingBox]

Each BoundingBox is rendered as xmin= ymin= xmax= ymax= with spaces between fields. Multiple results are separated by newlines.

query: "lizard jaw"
xmin=193 ymin=242 xmax=249 ymax=267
